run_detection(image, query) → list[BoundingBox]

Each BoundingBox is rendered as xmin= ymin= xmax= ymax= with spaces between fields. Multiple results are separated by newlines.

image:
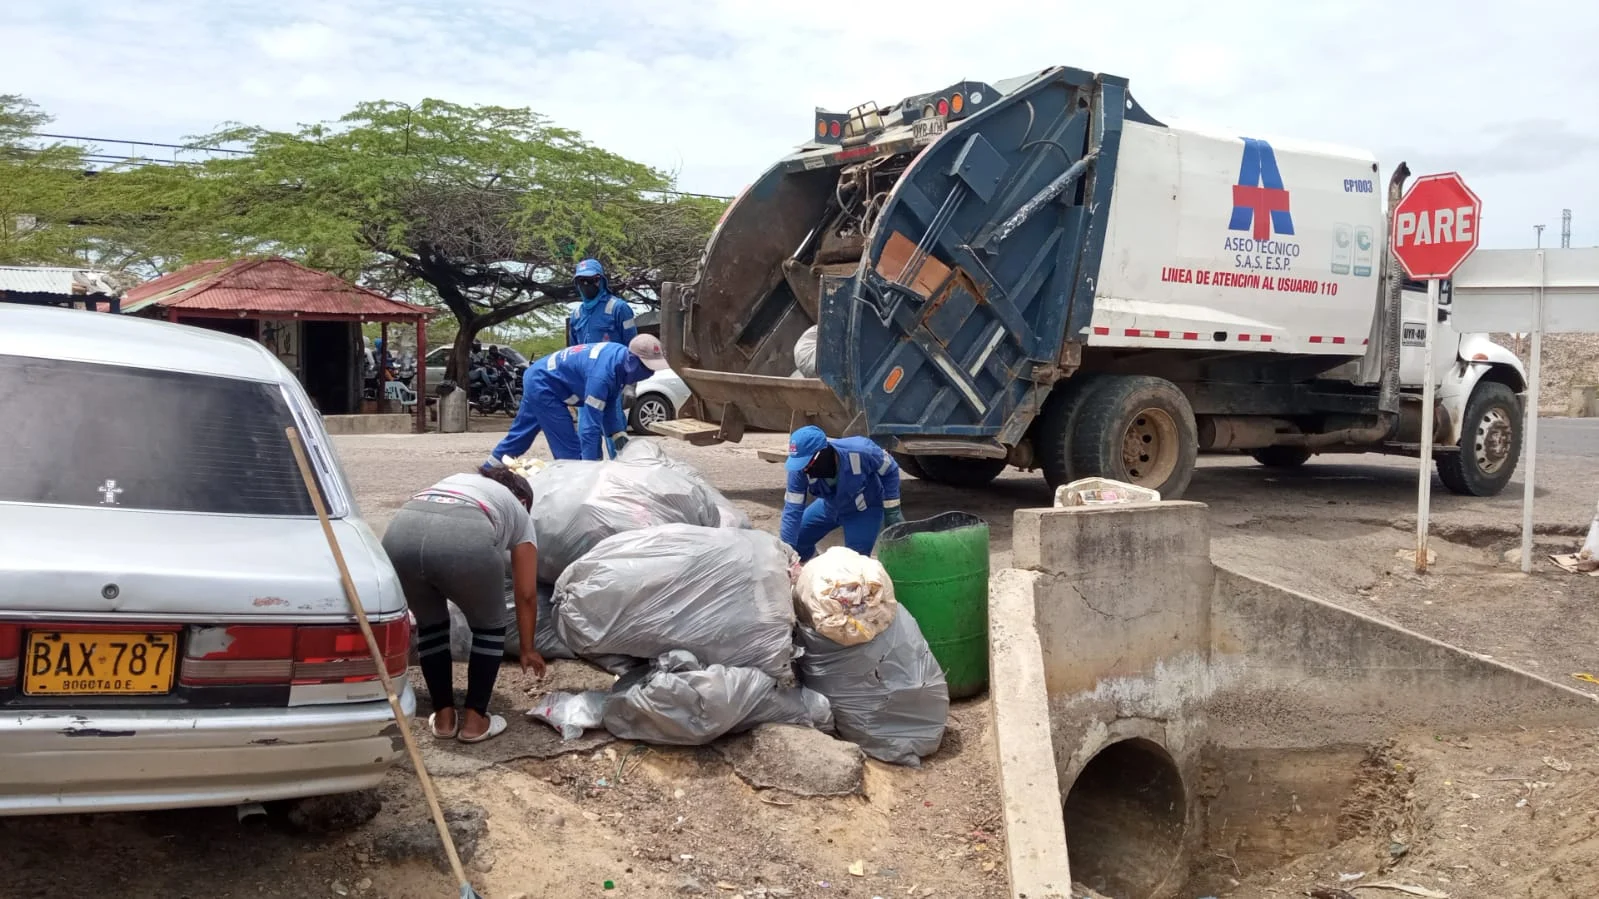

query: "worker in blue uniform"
xmin=492 ymin=334 xmax=668 ymax=463
xmin=566 ymin=258 xmax=638 ymax=347
xmin=780 ymin=425 xmax=905 ymax=562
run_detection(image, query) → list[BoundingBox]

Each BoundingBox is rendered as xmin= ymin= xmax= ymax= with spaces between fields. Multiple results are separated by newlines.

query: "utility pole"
xmin=1562 ymin=209 xmax=1572 ymax=249
xmin=1535 ymin=224 xmax=1545 ymax=248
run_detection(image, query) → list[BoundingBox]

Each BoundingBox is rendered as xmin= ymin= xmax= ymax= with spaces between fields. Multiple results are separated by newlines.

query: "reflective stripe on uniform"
xmin=878 ymin=454 xmax=894 ymax=475
xmin=547 ymin=355 xmax=560 ymax=370
xmin=605 ymin=298 xmax=618 ymax=314
xmin=564 ymin=394 xmax=580 ymax=405
xmin=584 ymin=395 xmax=606 ymax=410
xmin=854 ymin=494 xmax=869 ymax=511
xmin=784 ymin=491 xmax=806 ymax=504
xmin=848 ymin=453 xmax=862 ymax=475
xmin=882 ymin=498 xmax=902 ymax=509
xmin=589 ymin=344 xmax=604 ymax=358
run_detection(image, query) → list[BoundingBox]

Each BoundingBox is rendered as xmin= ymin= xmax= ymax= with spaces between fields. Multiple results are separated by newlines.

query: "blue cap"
xmin=575 ymin=258 xmax=604 ymax=278
xmin=785 ymin=425 xmax=829 ymax=472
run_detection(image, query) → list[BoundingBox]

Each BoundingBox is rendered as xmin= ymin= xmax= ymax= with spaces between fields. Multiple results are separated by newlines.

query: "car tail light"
xmin=180 ymin=618 xmax=409 ymax=686
xmin=294 ymin=618 xmax=410 ymax=684
xmin=0 ymin=623 xmax=19 ymax=689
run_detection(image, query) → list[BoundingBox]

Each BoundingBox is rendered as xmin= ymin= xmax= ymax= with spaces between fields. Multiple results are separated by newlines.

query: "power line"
xmin=29 ymin=130 xmax=734 ymax=200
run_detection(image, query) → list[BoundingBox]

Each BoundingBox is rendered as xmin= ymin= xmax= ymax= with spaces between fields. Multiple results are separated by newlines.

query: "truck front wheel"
xmin=1436 ymin=380 xmax=1522 ymax=497
xmin=914 ymin=455 xmax=1008 ymax=488
xmin=1068 ymin=375 xmax=1199 ymax=500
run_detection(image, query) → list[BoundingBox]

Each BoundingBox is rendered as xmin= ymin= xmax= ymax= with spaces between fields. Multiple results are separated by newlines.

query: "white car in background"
xmin=0 ymin=305 xmax=412 ymax=823
xmin=624 ymin=368 xmax=694 ymax=435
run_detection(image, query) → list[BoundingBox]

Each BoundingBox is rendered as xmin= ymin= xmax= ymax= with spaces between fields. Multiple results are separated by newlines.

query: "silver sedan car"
xmin=0 ymin=305 xmax=413 ymax=820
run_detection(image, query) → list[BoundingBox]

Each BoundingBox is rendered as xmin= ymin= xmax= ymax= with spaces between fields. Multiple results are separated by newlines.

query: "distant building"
xmin=0 ymin=265 xmax=126 ymax=312
xmin=122 ymin=256 xmax=433 ymax=432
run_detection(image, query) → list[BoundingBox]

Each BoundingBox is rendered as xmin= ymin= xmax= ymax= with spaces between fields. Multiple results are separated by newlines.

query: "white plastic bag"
xmin=795 ymin=547 xmax=899 ymax=646
xmin=1581 ymin=498 xmax=1599 ymax=561
xmin=527 ymin=691 xmax=607 ymax=740
xmin=529 ymin=458 xmax=723 ymax=582
xmin=796 ymin=608 xmax=949 ymax=767
xmin=554 ymin=524 xmax=799 ymax=678
xmin=793 ymin=325 xmax=819 ymax=378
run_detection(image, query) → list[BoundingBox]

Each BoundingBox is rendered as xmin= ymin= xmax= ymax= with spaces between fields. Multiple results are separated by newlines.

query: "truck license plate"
xmin=24 ymin=631 xmax=177 ymax=696
xmin=913 ymin=116 xmax=947 ymax=142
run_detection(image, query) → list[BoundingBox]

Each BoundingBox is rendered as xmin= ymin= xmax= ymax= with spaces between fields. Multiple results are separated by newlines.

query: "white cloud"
xmin=3 ymin=0 xmax=1597 ymax=247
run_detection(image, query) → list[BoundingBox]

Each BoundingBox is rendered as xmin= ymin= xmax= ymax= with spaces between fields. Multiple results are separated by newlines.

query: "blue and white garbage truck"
xmin=658 ymin=65 xmax=1526 ymax=500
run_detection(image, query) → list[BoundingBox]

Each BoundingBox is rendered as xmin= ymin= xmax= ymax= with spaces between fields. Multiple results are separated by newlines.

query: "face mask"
xmin=803 ymin=446 xmax=838 ymax=479
xmin=577 ymin=279 xmax=601 ymax=301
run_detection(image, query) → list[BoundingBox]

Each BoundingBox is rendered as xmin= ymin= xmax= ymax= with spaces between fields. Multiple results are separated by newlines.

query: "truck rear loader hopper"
xmin=659 ymin=66 xmax=1528 ymax=499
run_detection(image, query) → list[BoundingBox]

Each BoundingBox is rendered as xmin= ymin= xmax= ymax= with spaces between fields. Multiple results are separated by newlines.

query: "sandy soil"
xmin=7 ymin=416 xmax=1596 ymax=899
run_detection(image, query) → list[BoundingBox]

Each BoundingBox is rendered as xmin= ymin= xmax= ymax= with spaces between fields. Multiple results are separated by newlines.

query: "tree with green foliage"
xmin=0 ymin=95 xmax=93 ymax=265
xmin=150 ymin=99 xmax=722 ymax=379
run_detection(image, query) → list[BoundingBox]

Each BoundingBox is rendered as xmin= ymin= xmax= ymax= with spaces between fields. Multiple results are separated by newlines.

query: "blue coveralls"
xmin=492 ymin=342 xmax=649 ymax=462
xmin=566 ymin=259 xmax=638 ymax=346
xmin=780 ymin=436 xmax=903 ymax=561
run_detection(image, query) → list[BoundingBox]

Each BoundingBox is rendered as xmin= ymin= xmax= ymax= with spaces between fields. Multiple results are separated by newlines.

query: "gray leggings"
xmin=381 ymin=501 xmax=508 ymax=631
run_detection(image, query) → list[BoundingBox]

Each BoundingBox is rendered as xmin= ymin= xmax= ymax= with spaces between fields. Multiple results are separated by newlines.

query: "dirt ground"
xmin=6 ymin=417 xmax=1596 ymax=898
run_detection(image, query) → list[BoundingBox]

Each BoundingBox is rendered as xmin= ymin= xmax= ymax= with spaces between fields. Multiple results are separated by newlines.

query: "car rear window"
xmin=0 ymin=355 xmax=325 ymax=516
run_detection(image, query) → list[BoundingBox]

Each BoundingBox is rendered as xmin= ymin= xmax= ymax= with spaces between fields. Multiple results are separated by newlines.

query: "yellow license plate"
xmin=24 ymin=631 xmax=178 ymax=696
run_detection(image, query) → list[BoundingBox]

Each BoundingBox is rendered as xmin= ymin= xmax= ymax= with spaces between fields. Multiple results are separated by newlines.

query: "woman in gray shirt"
xmin=382 ymin=462 xmax=545 ymax=743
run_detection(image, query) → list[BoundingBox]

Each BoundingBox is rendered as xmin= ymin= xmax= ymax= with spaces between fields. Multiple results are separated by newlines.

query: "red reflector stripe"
xmin=1332 ymin=336 xmax=1346 ymax=345
xmin=1124 ymin=328 xmax=1141 ymax=337
xmin=835 ymin=145 xmax=878 ymax=162
xmin=1092 ymin=326 xmax=1110 ymax=336
xmin=1153 ymin=330 xmax=1170 ymax=339
xmin=1260 ymin=335 xmax=1273 ymax=343
xmin=1309 ymin=336 xmax=1324 ymax=343
xmin=1183 ymin=332 xmax=1200 ymax=340
xmin=1239 ymin=334 xmax=1252 ymax=341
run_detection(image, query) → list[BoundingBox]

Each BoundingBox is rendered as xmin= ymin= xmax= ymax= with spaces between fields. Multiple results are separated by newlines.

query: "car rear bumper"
xmin=0 ymin=683 xmax=414 ymax=816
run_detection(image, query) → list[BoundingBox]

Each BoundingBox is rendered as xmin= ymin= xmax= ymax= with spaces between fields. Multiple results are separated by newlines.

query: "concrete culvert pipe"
xmin=1063 ymin=737 xmax=1188 ymax=898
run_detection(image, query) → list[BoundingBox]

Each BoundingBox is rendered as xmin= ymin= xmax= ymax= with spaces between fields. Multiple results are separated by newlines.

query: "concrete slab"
xmin=322 ymin=413 xmax=414 ymax=435
xmin=988 ymin=568 xmax=1073 ymax=899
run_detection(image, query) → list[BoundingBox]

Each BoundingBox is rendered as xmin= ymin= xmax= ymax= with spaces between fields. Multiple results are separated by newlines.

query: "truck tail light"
xmin=950 ymin=93 xmax=964 ymax=114
xmin=936 ymin=98 xmax=950 ymax=116
xmin=180 ymin=618 xmax=409 ymax=686
xmin=0 ymin=623 xmax=19 ymax=689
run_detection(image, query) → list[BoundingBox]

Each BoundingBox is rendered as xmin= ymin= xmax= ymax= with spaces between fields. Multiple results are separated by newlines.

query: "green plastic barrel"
xmin=875 ymin=511 xmax=990 ymax=699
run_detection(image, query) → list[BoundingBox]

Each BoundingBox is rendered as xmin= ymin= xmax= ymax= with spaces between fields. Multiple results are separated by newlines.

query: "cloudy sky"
xmin=6 ymin=0 xmax=1597 ymax=248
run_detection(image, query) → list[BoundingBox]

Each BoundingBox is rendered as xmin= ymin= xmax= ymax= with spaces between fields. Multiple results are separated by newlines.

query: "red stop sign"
xmin=1391 ymin=172 xmax=1482 ymax=280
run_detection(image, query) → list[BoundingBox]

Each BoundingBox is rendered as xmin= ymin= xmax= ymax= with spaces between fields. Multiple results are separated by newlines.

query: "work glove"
xmin=883 ymin=506 xmax=905 ymax=527
xmin=609 ymin=432 xmax=630 ymax=452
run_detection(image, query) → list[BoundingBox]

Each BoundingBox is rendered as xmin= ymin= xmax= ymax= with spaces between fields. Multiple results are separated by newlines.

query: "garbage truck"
xmin=656 ymin=65 xmax=1527 ymax=500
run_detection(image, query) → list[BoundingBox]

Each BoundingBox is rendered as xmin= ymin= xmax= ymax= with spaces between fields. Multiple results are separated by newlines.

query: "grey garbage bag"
xmin=501 ymin=578 xmax=573 ymax=661
xmin=529 ymin=457 xmax=723 ymax=582
xmin=601 ymin=651 xmax=777 ymax=745
xmin=616 ymin=439 xmax=752 ymax=529
xmin=744 ymin=685 xmax=835 ymax=733
xmin=527 ymin=690 xmax=607 ymax=740
xmin=554 ymin=524 xmax=800 ymax=678
xmin=795 ymin=608 xmax=949 ymax=766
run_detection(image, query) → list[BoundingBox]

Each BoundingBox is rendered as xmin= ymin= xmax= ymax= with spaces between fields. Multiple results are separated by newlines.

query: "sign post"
xmin=1390 ymin=172 xmax=1483 ymax=573
xmin=1449 ymin=247 xmax=1599 ymax=573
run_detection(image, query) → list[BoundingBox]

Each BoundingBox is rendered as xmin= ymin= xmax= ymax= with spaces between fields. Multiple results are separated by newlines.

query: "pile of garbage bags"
xmin=422 ymin=443 xmax=951 ymax=767
xmin=553 ymin=524 xmax=801 ymax=678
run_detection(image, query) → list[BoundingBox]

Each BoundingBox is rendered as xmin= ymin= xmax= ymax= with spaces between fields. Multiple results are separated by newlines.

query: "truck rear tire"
xmin=915 ymin=455 xmax=1008 ymax=488
xmin=1032 ymin=374 xmax=1107 ymax=489
xmin=1436 ymin=380 xmax=1522 ymax=497
xmin=1068 ymin=375 xmax=1198 ymax=500
xmin=891 ymin=452 xmax=928 ymax=480
xmin=1250 ymin=446 xmax=1313 ymax=469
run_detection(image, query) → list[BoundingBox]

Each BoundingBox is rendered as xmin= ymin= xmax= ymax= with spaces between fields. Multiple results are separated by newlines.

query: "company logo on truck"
xmin=1223 ymin=138 xmax=1300 ymax=273
xmin=1229 ymin=138 xmax=1295 ymax=241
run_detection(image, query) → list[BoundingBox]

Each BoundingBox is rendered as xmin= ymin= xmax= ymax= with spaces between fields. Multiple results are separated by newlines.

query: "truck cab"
xmin=660 ymin=66 xmax=1526 ymax=500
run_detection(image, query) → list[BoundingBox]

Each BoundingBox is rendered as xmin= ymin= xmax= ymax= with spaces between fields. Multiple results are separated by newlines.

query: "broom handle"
xmin=286 ymin=427 xmax=473 ymax=890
